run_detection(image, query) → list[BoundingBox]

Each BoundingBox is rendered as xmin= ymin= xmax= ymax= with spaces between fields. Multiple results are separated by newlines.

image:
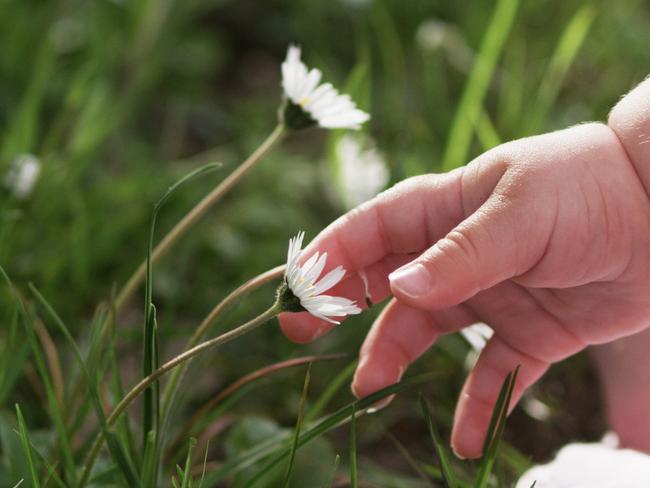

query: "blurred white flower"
xmin=461 ymin=322 xmax=493 ymax=352
xmin=415 ymin=19 xmax=449 ymax=51
xmin=281 ymin=45 xmax=370 ymax=130
xmin=516 ymin=443 xmax=650 ymax=488
xmin=279 ymin=231 xmax=361 ymax=324
xmin=4 ymin=154 xmax=41 ymax=199
xmin=336 ymin=134 xmax=389 ymax=209
xmin=415 ymin=19 xmax=473 ymax=73
xmin=521 ymin=395 xmax=552 ymax=422
xmin=460 ymin=323 xmax=494 ymax=370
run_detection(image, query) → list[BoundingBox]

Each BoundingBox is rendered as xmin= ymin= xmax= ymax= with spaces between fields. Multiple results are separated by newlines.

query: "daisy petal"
xmin=281 ymin=232 xmax=361 ymax=323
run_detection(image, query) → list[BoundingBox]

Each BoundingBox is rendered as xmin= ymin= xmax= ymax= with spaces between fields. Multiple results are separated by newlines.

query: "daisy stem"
xmin=115 ymin=123 xmax=286 ymax=313
xmin=160 ymin=265 xmax=285 ymax=421
xmin=78 ymin=302 xmax=281 ymax=488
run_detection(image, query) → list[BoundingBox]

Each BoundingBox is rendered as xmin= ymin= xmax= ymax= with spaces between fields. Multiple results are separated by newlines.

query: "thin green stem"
xmin=115 ymin=123 xmax=286 ymax=312
xmin=78 ymin=303 xmax=280 ymax=487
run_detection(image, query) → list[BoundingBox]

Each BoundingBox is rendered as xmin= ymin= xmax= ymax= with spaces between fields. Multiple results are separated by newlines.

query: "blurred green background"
xmin=1 ymin=0 xmax=649 ymax=485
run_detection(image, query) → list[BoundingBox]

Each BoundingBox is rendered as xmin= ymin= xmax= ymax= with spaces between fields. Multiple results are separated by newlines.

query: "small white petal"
xmin=300 ymin=252 xmax=320 ymax=276
xmin=283 ymin=232 xmax=361 ymax=322
xmin=285 ymin=231 xmax=305 ymax=278
xmin=296 ymin=68 xmax=322 ymax=102
xmin=301 ymin=252 xmax=328 ymax=288
xmin=310 ymin=266 xmax=346 ymax=296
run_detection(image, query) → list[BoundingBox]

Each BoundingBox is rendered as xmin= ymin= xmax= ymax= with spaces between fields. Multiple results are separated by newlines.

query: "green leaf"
xmin=523 ymin=5 xmax=596 ymax=134
xmin=29 ymin=284 xmax=139 ymax=487
xmin=282 ymin=363 xmax=312 ymax=487
xmin=142 ymin=162 xmax=220 ymax=448
xmin=21 ymin=436 xmax=66 ymax=488
xmin=419 ymin=394 xmax=456 ymax=488
xmin=349 ymin=405 xmax=358 ymax=488
xmin=14 ymin=404 xmax=40 ymax=488
xmin=211 ymin=372 xmax=438 ymax=486
xmin=303 ymin=361 xmax=356 ymax=424
xmin=141 ymin=430 xmax=158 ymax=487
xmin=475 ymin=366 xmax=520 ymax=488
xmin=476 ymin=110 xmax=502 ymax=151
xmin=0 ymin=309 xmax=29 ymax=404
xmin=180 ymin=438 xmax=197 ymax=488
xmin=325 ymin=454 xmax=340 ymax=488
xmin=0 ymin=267 xmax=77 ymax=487
xmin=197 ymin=440 xmax=210 ymax=488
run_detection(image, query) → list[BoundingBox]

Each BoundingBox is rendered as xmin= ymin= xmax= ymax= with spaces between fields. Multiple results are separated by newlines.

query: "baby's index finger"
xmin=300 ymin=169 xmax=467 ymax=276
xmin=279 ymin=168 xmax=472 ymax=343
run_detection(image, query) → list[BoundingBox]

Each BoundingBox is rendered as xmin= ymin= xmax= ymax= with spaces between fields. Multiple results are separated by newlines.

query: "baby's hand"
xmin=279 ymin=77 xmax=650 ymax=458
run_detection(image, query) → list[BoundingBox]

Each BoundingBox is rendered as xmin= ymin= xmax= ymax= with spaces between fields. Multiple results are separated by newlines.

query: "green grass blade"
xmin=22 ymin=437 xmax=66 ymax=488
xmin=141 ymin=430 xmax=158 ymax=487
xmin=29 ymin=284 xmax=139 ymax=487
xmin=441 ymin=0 xmax=520 ymax=170
xmin=480 ymin=372 xmax=512 ymax=458
xmin=198 ymin=440 xmax=210 ymax=488
xmin=224 ymin=372 xmax=439 ymax=487
xmin=108 ymin=327 xmax=139 ymax=470
xmin=0 ymin=267 xmax=77 ymax=486
xmin=1 ymin=29 xmax=55 ymax=159
xmin=325 ymin=454 xmax=340 ymax=488
xmin=143 ymin=162 xmax=220 ymax=444
xmin=180 ymin=438 xmax=197 ymax=488
xmin=386 ymin=433 xmax=434 ymax=487
xmin=143 ymin=303 xmax=157 ymax=448
xmin=15 ymin=404 xmax=40 ymax=488
xmin=475 ymin=366 xmax=520 ymax=488
xmin=419 ymin=394 xmax=456 ymax=488
xmin=349 ymin=405 xmax=358 ymax=488
xmin=523 ymin=5 xmax=596 ymax=135
xmin=476 ymin=110 xmax=502 ymax=151
xmin=304 ymin=361 xmax=356 ymax=424
xmin=0 ymin=308 xmax=30 ymax=404
xmin=282 ymin=363 xmax=312 ymax=487
xmin=65 ymin=306 xmax=112 ymax=437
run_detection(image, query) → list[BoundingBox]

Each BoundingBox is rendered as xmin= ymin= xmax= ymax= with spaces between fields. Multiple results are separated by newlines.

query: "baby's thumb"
xmin=389 ymin=194 xmax=529 ymax=310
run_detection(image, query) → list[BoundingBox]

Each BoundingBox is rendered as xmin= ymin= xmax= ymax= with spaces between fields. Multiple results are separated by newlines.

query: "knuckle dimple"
xmin=444 ymin=229 xmax=480 ymax=265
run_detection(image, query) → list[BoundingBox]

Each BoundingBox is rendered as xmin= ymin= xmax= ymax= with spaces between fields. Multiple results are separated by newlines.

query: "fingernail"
xmin=389 ymin=264 xmax=432 ymax=298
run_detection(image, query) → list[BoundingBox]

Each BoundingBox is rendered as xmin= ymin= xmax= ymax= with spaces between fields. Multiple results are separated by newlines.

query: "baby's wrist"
xmin=608 ymin=76 xmax=650 ymax=196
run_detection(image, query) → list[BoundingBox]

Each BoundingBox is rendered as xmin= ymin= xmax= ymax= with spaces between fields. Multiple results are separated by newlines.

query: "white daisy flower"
xmin=4 ymin=154 xmax=41 ymax=200
xmin=278 ymin=231 xmax=362 ymax=324
xmin=460 ymin=322 xmax=494 ymax=370
xmin=280 ymin=45 xmax=370 ymax=131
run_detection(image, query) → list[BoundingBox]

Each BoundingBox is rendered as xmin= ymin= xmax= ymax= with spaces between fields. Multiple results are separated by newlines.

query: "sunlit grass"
xmin=0 ymin=0 xmax=644 ymax=486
